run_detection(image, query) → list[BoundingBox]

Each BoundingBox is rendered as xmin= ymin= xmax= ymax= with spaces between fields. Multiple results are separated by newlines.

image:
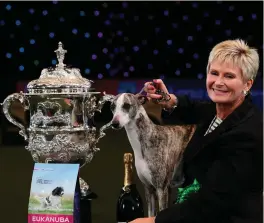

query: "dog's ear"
xmin=52 ymin=187 xmax=58 ymax=195
xmin=136 ymin=94 xmax=148 ymax=105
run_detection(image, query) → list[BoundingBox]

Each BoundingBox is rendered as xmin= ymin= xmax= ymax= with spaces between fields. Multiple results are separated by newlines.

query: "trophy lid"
xmin=27 ymin=42 xmax=93 ymax=94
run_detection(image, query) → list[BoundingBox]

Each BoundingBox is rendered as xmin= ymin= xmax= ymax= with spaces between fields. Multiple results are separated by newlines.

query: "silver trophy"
xmin=1 ymin=42 xmax=114 ymax=196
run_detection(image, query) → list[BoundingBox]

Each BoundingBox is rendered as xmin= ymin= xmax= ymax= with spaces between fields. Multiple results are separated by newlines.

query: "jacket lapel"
xmin=183 ymin=96 xmax=255 ymax=164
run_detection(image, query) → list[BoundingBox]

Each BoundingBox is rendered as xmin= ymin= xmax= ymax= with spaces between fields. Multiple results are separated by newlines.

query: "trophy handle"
xmin=95 ymin=92 xmax=115 ymax=140
xmin=1 ymin=92 xmax=29 ymax=141
xmin=95 ymin=92 xmax=115 ymax=113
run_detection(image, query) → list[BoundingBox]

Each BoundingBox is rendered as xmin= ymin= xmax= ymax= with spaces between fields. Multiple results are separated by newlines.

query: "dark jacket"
xmin=155 ymin=95 xmax=263 ymax=223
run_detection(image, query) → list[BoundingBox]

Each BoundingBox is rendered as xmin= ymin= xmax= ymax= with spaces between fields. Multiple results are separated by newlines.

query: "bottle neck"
xmin=124 ymin=163 xmax=133 ymax=187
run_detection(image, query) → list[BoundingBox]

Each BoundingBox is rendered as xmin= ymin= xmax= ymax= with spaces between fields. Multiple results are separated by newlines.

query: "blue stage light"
xmin=119 ymin=13 xmax=125 ymax=19
xmin=215 ymin=20 xmax=221 ymax=25
xmin=164 ymin=10 xmax=169 ymax=16
xmin=193 ymin=53 xmax=199 ymax=59
xmin=104 ymin=20 xmax=111 ymax=26
xmin=102 ymin=48 xmax=108 ymax=54
xmin=155 ymin=27 xmax=160 ymax=33
xmin=122 ymin=2 xmax=128 ymax=8
xmin=19 ymin=47 xmax=24 ymax=53
xmin=80 ymin=11 xmax=85 ymax=16
xmin=225 ymin=29 xmax=232 ymax=36
xmin=72 ymin=29 xmax=78 ymax=34
xmin=251 ymin=14 xmax=257 ymax=20
xmin=167 ymin=40 xmax=172 ymax=45
xmin=148 ymin=64 xmax=153 ymax=70
xmin=129 ymin=66 xmax=135 ymax=72
xmin=183 ymin=15 xmax=188 ymax=21
xmin=15 ymin=20 xmax=21 ymax=26
xmin=105 ymin=64 xmax=111 ymax=69
xmin=6 ymin=53 xmax=12 ymax=59
xmin=42 ymin=10 xmax=48 ymax=16
xmin=196 ymin=25 xmax=202 ymax=31
xmin=133 ymin=46 xmax=139 ymax=52
xmin=29 ymin=8 xmax=35 ymax=14
xmin=85 ymin=68 xmax=90 ymax=74
xmin=117 ymin=30 xmax=123 ymax=36
xmin=49 ymin=32 xmax=55 ymax=38
xmin=192 ymin=2 xmax=198 ymax=8
xmin=84 ymin=32 xmax=90 ymax=38
xmin=203 ymin=12 xmax=209 ymax=17
xmin=19 ymin=65 xmax=24 ymax=71
xmin=30 ymin=39 xmax=35 ymax=44
xmin=178 ymin=48 xmax=184 ymax=54
xmin=175 ymin=69 xmax=181 ymax=76
xmin=197 ymin=73 xmax=204 ymax=79
xmin=98 ymin=73 xmax=103 ymax=79
xmin=6 ymin=4 xmax=12 ymax=10
xmin=187 ymin=36 xmax=193 ymax=41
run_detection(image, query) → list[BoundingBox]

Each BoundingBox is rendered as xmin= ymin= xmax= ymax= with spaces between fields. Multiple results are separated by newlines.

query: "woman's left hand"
xmin=129 ymin=217 xmax=156 ymax=223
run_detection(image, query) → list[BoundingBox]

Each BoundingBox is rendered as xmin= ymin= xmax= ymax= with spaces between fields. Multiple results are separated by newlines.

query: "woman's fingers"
xmin=153 ymin=79 xmax=169 ymax=93
xmin=147 ymin=93 xmax=162 ymax=99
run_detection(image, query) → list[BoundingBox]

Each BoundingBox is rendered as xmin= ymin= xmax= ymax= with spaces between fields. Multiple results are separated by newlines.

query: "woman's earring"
xmin=243 ymin=90 xmax=248 ymax=96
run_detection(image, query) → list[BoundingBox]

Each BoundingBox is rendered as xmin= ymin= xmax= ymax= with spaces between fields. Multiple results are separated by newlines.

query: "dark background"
xmin=0 ymin=1 xmax=263 ymax=223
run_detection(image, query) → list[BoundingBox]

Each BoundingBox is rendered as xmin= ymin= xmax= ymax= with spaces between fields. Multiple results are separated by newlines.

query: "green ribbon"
xmin=175 ymin=178 xmax=201 ymax=204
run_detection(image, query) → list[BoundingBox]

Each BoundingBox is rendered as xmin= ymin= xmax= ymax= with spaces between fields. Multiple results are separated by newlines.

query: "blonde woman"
xmin=130 ymin=39 xmax=262 ymax=223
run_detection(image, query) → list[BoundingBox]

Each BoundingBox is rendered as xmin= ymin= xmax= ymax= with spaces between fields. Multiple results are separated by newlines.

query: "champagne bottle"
xmin=116 ymin=153 xmax=144 ymax=223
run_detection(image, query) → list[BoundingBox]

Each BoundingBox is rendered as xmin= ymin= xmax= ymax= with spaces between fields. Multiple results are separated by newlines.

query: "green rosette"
xmin=176 ymin=178 xmax=201 ymax=204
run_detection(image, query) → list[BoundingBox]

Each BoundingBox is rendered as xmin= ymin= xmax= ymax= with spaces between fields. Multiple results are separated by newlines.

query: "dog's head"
xmin=51 ymin=187 xmax=64 ymax=197
xmin=109 ymin=93 xmax=148 ymax=129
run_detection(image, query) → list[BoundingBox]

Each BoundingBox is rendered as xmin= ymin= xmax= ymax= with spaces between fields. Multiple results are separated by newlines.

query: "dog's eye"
xmin=122 ymin=103 xmax=131 ymax=110
xmin=110 ymin=103 xmax=116 ymax=111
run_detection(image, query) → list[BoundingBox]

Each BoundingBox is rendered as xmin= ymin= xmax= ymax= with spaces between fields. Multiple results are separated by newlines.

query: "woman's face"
xmin=206 ymin=60 xmax=253 ymax=105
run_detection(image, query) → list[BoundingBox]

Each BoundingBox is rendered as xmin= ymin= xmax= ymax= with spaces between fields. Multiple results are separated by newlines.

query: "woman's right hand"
xmin=144 ymin=79 xmax=177 ymax=110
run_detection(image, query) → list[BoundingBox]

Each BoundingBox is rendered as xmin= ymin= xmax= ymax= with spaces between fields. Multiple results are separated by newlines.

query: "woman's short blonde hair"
xmin=206 ymin=39 xmax=259 ymax=81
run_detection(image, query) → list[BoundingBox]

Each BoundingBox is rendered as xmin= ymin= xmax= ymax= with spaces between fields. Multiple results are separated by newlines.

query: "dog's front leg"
xmin=144 ymin=186 xmax=156 ymax=217
xmin=157 ymin=187 xmax=169 ymax=211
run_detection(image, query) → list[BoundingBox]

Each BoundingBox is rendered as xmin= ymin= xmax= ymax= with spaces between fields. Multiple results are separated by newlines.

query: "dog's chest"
xmin=125 ymin=127 xmax=153 ymax=186
xmin=135 ymin=157 xmax=153 ymax=186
